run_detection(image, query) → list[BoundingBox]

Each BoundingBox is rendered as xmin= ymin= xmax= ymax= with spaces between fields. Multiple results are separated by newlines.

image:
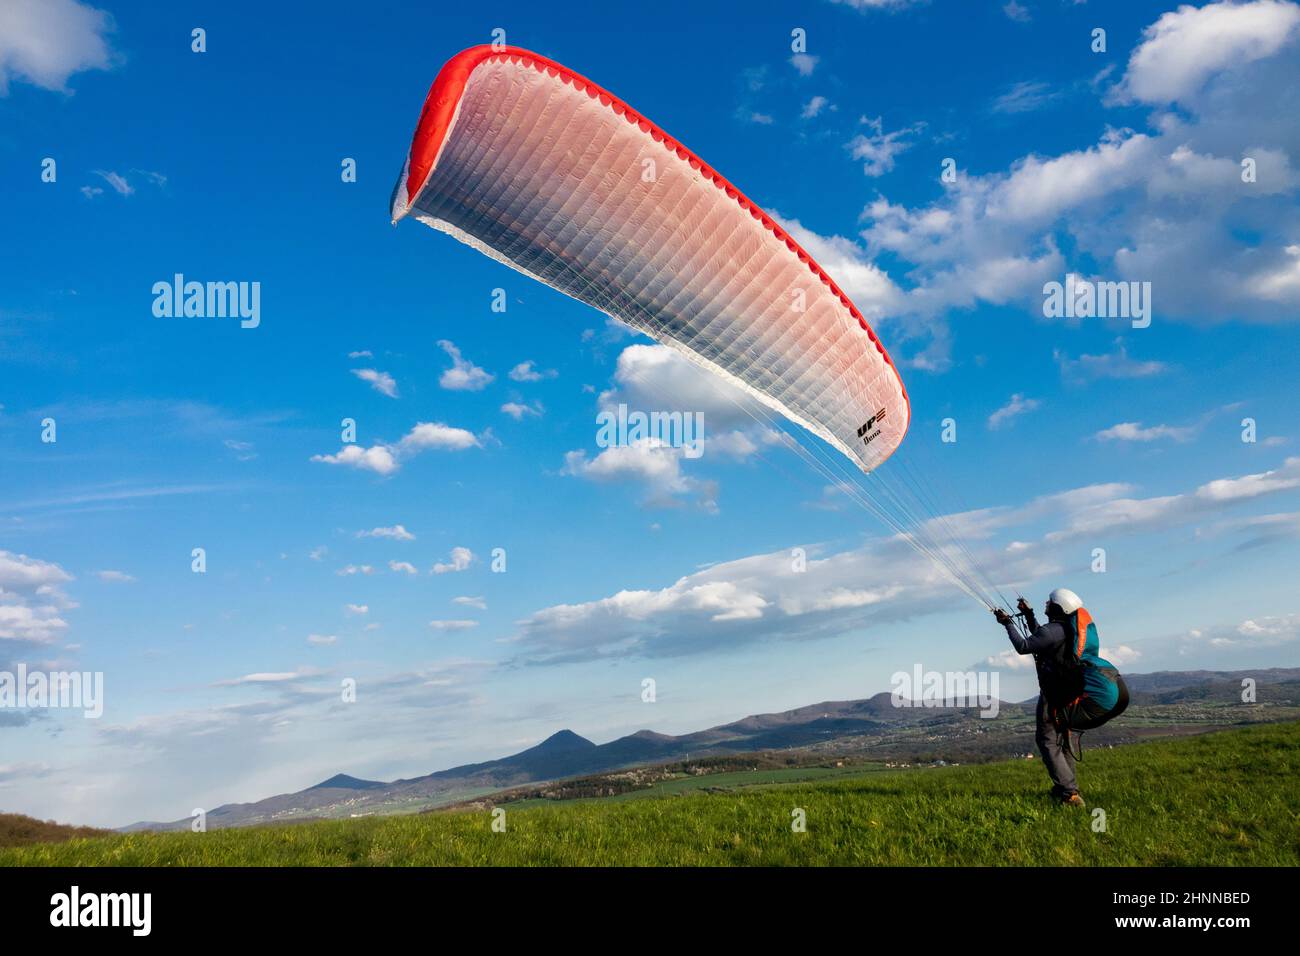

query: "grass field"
xmin=4 ymin=722 xmax=1296 ymax=866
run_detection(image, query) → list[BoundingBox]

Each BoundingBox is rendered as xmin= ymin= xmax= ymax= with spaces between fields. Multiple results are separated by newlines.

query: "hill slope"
xmin=13 ymin=721 xmax=1298 ymax=867
xmin=120 ymin=668 xmax=1300 ymax=832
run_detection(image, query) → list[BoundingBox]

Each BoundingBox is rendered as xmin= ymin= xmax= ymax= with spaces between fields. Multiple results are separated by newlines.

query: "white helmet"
xmin=1048 ymin=587 xmax=1083 ymax=614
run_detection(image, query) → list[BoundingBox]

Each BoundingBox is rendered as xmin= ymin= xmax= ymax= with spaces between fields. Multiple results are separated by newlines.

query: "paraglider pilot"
xmin=993 ymin=588 xmax=1129 ymax=807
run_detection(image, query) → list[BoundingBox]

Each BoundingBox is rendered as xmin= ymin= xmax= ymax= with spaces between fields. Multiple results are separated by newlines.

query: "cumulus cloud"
xmin=351 ymin=368 xmax=398 ymax=398
xmin=789 ymin=53 xmax=819 ymax=76
xmin=310 ymin=444 xmax=398 ymax=476
xmin=438 ymin=340 xmax=494 ymax=391
xmin=501 ymin=401 xmax=543 ymax=420
xmin=1114 ymin=0 xmax=1300 ymax=105
xmin=815 ymin=1 xmax=1300 ymax=366
xmin=512 ymin=453 xmax=1300 ymax=664
xmin=508 ymin=360 xmax=556 ymax=382
xmin=1045 ymin=456 xmax=1300 ymax=540
xmin=453 ymin=596 xmax=487 ymax=610
xmin=397 ymin=422 xmax=481 ymax=453
xmin=1184 ymin=612 xmax=1300 ymax=649
xmin=1102 ymin=644 xmax=1142 ymax=666
xmin=0 ymin=0 xmax=116 ymax=95
xmin=563 ymin=441 xmax=719 ymax=512
xmin=388 ymin=561 xmax=418 ymax=576
xmin=343 ymin=603 xmax=369 ymax=615
xmin=0 ymin=551 xmax=74 ymax=649
xmin=312 ymin=422 xmax=481 ymax=476
xmin=432 ymin=547 xmax=474 ymax=575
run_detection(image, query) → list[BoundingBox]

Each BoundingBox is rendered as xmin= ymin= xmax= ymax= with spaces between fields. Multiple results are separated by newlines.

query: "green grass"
xmin=5 ymin=722 xmax=1297 ymax=866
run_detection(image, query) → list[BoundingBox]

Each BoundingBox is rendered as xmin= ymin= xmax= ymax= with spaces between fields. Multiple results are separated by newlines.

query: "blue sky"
xmin=2 ymin=0 xmax=1299 ymax=827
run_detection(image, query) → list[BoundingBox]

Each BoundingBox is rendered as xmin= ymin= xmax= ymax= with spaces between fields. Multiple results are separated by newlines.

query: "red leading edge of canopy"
xmin=401 ymin=44 xmax=912 ymax=425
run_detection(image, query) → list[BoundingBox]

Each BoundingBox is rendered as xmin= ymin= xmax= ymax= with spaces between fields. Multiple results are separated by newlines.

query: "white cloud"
xmin=985 ymin=649 xmax=1037 ymax=670
xmin=501 ymin=401 xmax=543 ymax=420
xmin=213 ymin=666 xmax=321 ymax=687
xmin=453 ymin=596 xmax=487 ymax=610
xmin=0 ymin=551 xmax=73 ymax=591
xmin=847 ymin=116 xmax=917 ymax=177
xmin=1003 ymin=1 xmax=1030 ymax=23
xmin=1247 ymin=244 xmax=1300 ymax=301
xmin=347 ymin=350 xmax=373 ymax=359
xmin=1184 ymin=612 xmax=1300 ymax=649
xmin=343 ymin=603 xmax=368 ymax=615
xmin=0 ymin=603 xmax=69 ymax=645
xmin=388 ymin=561 xmax=418 ymax=576
xmin=1101 ymin=644 xmax=1142 ymax=665
xmin=351 ymin=368 xmax=398 ymax=398
xmin=1094 ymin=421 xmax=1195 ymax=442
xmin=397 ymin=422 xmax=481 ymax=453
xmin=437 ymin=340 xmax=494 ymax=391
xmin=93 ymin=169 xmax=132 ymax=196
xmin=306 ymin=634 xmax=337 ymax=646
xmin=336 ymin=564 xmax=374 ymax=576
xmin=0 ymin=0 xmax=115 ymax=95
xmin=1054 ymin=340 xmax=1167 ymax=380
xmin=801 ymin=95 xmax=831 ymax=119
xmin=432 ymin=547 xmax=474 ymax=575
xmin=834 ymin=4 xmax=1300 ymax=365
xmin=1116 ymin=0 xmax=1300 ymax=105
xmin=1196 ymin=458 xmax=1300 ymax=502
xmin=428 ymin=619 xmax=479 ymax=632
xmin=223 ymin=439 xmax=256 ymax=461
xmin=312 ymin=421 xmax=480 ymax=476
xmin=508 ymin=360 xmax=556 ymax=382
xmin=513 ymin=453 xmax=1300 ymax=664
xmin=991 ymin=80 xmax=1058 ymax=114
xmin=1046 ymin=456 xmax=1300 ymax=540
xmin=789 ymin=53 xmax=819 ymax=76
xmin=563 ymin=441 xmax=718 ymax=512
xmin=357 ymin=525 xmax=414 ymax=541
xmin=310 ymin=444 xmax=398 ymax=476
xmin=93 ymin=569 xmax=135 ymax=583
xmin=988 ymin=393 xmax=1040 ymax=430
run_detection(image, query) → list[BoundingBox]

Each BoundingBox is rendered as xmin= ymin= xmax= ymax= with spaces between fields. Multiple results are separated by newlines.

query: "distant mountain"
xmin=120 ymin=667 xmax=1300 ymax=832
xmin=307 ymin=774 xmax=387 ymax=791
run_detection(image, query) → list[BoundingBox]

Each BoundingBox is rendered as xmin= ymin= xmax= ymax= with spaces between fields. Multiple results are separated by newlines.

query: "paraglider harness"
xmin=1023 ymin=607 xmax=1128 ymax=761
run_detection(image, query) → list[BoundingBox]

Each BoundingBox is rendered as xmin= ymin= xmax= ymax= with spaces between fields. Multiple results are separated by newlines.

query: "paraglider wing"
xmin=390 ymin=45 xmax=909 ymax=473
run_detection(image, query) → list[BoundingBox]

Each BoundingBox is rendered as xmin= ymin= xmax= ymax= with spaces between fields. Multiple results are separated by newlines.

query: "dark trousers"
xmin=1035 ymin=694 xmax=1077 ymax=797
xmin=1035 ymin=674 xmax=1130 ymax=795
